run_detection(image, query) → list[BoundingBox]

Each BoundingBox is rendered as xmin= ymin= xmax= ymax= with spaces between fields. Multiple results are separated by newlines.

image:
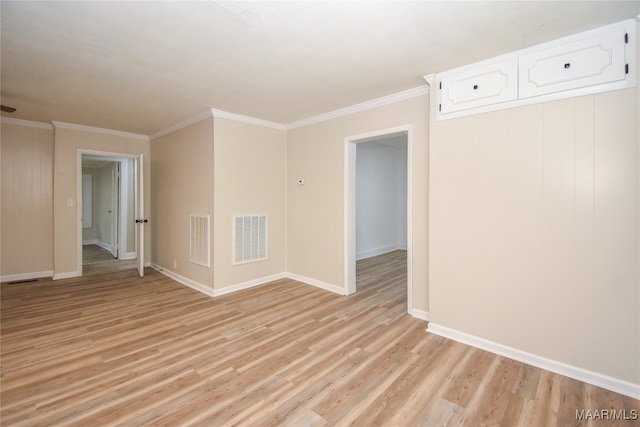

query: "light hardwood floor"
xmin=82 ymin=244 xmax=137 ymax=277
xmin=1 ymin=251 xmax=638 ymax=426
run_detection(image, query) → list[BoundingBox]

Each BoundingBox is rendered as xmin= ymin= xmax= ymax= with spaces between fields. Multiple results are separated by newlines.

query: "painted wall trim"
xmin=120 ymin=252 xmax=137 ymax=261
xmin=286 ymin=85 xmax=429 ymax=130
xmin=95 ymin=240 xmax=113 ymax=252
xmin=1 ymin=271 xmax=54 ymax=283
xmin=211 ymin=108 xmax=286 ymax=130
xmin=422 ymin=73 xmax=435 ymax=86
xmin=410 ymin=309 xmax=430 ymax=321
xmin=0 ymin=117 xmax=54 ymax=129
xmin=285 ymin=272 xmax=345 ymax=295
xmin=356 ymin=244 xmax=406 ymax=261
xmin=53 ymin=271 xmax=81 ymax=280
xmin=151 ymin=264 xmax=215 ymax=297
xmin=151 ymin=264 xmax=286 ymax=299
xmin=212 ymin=273 xmax=287 ymax=297
xmin=427 ymin=323 xmax=640 ymax=400
xmin=4 ymin=85 xmax=429 ymax=140
xmin=52 ymin=121 xmax=150 ymax=141
xmin=149 ymin=110 xmax=213 ymax=140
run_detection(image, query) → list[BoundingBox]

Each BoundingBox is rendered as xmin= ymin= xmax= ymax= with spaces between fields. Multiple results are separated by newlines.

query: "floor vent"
xmin=8 ymin=279 xmax=39 ymax=285
xmin=233 ymin=214 xmax=267 ymax=265
xmin=190 ymin=214 xmax=210 ymax=267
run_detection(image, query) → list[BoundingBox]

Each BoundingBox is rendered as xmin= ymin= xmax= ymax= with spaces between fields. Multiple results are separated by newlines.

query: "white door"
xmin=110 ymin=163 xmax=119 ymax=259
xmin=136 ymin=154 xmax=146 ymax=277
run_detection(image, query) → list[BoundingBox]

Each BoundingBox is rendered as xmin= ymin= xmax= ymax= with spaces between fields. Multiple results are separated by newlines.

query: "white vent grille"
xmin=233 ymin=214 xmax=267 ymax=265
xmin=190 ymin=214 xmax=210 ymax=267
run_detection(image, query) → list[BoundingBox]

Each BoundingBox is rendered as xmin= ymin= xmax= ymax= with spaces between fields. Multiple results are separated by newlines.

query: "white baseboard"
xmin=53 ymin=271 xmax=81 ymax=280
xmin=120 ymin=251 xmax=137 ymax=260
xmin=356 ymin=244 xmax=406 ymax=261
xmin=151 ymin=265 xmax=285 ymax=299
xmin=82 ymin=239 xmax=98 ymax=245
xmin=1 ymin=270 xmax=53 ymax=283
xmin=151 ymin=264 xmax=214 ymax=297
xmin=96 ymin=240 xmax=112 ymax=252
xmin=427 ymin=323 xmax=640 ymax=400
xmin=213 ymin=273 xmax=286 ymax=297
xmin=410 ymin=308 xmax=429 ymax=321
xmin=285 ymin=272 xmax=345 ymax=295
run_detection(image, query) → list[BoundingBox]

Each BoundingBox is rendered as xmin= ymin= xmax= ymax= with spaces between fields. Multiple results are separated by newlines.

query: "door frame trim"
xmin=76 ymin=149 xmax=139 ymax=275
xmin=343 ymin=125 xmax=413 ymax=313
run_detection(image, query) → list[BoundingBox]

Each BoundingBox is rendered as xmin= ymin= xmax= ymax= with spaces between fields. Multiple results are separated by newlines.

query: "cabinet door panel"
xmin=519 ymin=29 xmax=626 ymax=98
xmin=440 ymin=59 xmax=518 ymax=114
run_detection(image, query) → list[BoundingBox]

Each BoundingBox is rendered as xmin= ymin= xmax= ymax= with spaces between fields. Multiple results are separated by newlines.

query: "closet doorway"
xmin=344 ymin=125 xmax=412 ymax=313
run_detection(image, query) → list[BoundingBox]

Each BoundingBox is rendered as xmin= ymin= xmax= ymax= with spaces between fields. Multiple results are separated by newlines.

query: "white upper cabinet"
xmin=432 ymin=19 xmax=636 ymax=120
xmin=519 ymin=28 xmax=627 ymax=98
xmin=440 ymin=59 xmax=517 ymax=114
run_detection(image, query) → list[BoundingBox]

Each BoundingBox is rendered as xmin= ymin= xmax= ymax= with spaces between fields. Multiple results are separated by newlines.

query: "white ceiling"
xmin=1 ymin=1 xmax=639 ymax=136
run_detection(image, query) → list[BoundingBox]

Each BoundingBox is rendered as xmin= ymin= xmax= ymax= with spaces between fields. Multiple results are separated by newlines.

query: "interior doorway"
xmin=79 ymin=153 xmax=138 ymax=276
xmin=344 ymin=125 xmax=412 ymax=313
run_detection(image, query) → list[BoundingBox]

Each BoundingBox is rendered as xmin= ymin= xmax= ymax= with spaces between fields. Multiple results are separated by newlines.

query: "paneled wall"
xmin=1 ymin=123 xmax=54 ymax=279
xmin=429 ymin=87 xmax=639 ymax=385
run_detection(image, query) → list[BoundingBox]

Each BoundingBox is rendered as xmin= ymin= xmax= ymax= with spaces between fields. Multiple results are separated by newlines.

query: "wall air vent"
xmin=190 ymin=214 xmax=210 ymax=267
xmin=233 ymin=214 xmax=267 ymax=265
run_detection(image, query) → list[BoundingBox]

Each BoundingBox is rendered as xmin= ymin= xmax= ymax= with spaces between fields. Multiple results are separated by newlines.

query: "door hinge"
xmin=625 ymin=33 xmax=628 ymax=44
xmin=439 ymin=82 xmax=442 ymax=90
xmin=439 ymin=104 xmax=442 ymax=112
xmin=625 ymin=63 xmax=629 ymax=74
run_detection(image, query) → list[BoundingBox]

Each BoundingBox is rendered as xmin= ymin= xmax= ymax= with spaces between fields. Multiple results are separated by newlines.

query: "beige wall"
xmin=213 ymin=117 xmax=287 ymax=290
xmin=286 ymin=94 xmax=430 ymax=313
xmin=151 ymin=118 xmax=214 ymax=287
xmin=53 ymin=127 xmax=151 ymax=277
xmin=1 ymin=123 xmax=54 ymax=278
xmin=429 ymin=85 xmax=639 ymax=384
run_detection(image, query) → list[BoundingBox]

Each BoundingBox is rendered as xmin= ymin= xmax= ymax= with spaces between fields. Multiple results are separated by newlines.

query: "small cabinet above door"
xmin=432 ymin=18 xmax=636 ymax=121
xmin=519 ymin=28 xmax=627 ymax=99
xmin=440 ymin=59 xmax=518 ymax=114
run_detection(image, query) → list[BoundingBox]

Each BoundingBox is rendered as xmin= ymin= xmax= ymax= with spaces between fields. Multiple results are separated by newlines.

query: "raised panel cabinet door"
xmin=519 ymin=28 xmax=627 ymax=99
xmin=439 ymin=58 xmax=518 ymax=114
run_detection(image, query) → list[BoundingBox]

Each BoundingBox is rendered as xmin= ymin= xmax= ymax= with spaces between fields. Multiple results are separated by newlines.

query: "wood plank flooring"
xmin=1 ymin=251 xmax=638 ymax=426
xmin=82 ymin=245 xmax=136 ymax=277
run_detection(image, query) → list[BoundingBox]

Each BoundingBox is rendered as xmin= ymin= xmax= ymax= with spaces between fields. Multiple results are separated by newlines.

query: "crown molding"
xmin=211 ymin=108 xmax=286 ymax=131
xmin=52 ymin=121 xmax=149 ymax=141
xmin=1 ymin=117 xmax=54 ymax=129
xmin=150 ymin=110 xmax=214 ymax=140
xmin=423 ymin=74 xmax=435 ymax=86
xmin=10 ymin=85 xmax=431 ymax=139
xmin=286 ymin=85 xmax=430 ymax=130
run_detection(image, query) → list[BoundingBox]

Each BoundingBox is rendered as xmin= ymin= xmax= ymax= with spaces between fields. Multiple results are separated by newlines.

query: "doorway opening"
xmin=344 ymin=125 xmax=412 ymax=314
xmin=78 ymin=151 xmax=142 ymax=276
